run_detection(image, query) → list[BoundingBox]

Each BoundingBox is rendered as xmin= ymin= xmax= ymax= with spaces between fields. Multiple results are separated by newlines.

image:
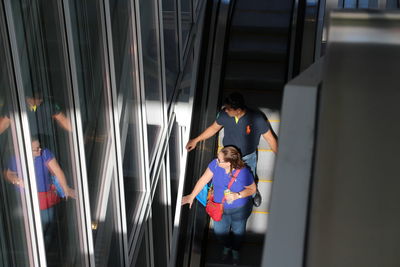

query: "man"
xmin=0 ymin=90 xmax=71 ymax=135
xmin=186 ymin=92 xmax=278 ymax=206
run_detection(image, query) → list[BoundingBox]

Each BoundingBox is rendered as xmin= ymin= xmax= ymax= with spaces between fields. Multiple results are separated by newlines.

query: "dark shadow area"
xmin=204 ymin=231 xmax=265 ymax=267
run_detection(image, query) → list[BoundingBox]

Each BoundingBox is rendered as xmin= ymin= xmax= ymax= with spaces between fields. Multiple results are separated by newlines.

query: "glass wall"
xmin=162 ymin=0 xmax=180 ymax=103
xmin=66 ymin=0 xmax=123 ymax=264
xmin=108 ymin=0 xmax=146 ymax=241
xmin=177 ymin=52 xmax=194 ymax=104
xmin=181 ymin=0 xmax=193 ymax=52
xmin=151 ymin=163 xmax=170 ymax=266
xmin=168 ymin=120 xmax=181 ymax=221
xmin=168 ymin=51 xmax=193 ymax=226
xmin=0 ymin=4 xmax=31 ymax=266
xmin=138 ymin=0 xmax=165 ymax=162
xmin=5 ymin=0 xmax=85 ymax=265
xmin=0 ymin=0 xmax=205 ymax=265
xmin=133 ymin=226 xmax=152 ymax=266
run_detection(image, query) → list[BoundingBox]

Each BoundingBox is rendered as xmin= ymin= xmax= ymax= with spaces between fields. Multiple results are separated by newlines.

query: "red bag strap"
xmin=221 ymin=169 xmax=242 ymax=203
xmin=227 ymin=169 xmax=241 ymax=189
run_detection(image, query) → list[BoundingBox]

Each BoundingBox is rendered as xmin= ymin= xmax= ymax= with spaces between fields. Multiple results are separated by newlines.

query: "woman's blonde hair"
xmin=220 ymin=146 xmax=245 ymax=174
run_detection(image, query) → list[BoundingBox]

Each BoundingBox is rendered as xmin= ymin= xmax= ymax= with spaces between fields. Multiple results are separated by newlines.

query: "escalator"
xmin=181 ymin=0 xmax=295 ymax=266
xmin=179 ymin=1 xmax=400 ymax=267
xmin=222 ymin=0 xmax=293 ymax=95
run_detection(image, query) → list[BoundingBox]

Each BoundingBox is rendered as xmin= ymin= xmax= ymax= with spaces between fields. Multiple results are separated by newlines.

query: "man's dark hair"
xmin=223 ymin=92 xmax=246 ymax=110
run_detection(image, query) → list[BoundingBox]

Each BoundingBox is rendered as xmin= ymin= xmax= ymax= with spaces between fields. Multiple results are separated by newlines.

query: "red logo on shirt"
xmin=246 ymin=125 xmax=251 ymax=134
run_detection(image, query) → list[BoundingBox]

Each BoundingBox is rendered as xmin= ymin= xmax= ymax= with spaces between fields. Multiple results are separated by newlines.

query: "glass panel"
xmin=344 ymin=0 xmax=357 ymax=8
xmin=169 ymin=54 xmax=193 ymax=221
xmin=138 ymin=0 xmax=164 ymax=161
xmin=176 ymin=51 xmax=193 ymax=104
xmin=181 ymin=0 xmax=192 ymax=51
xmin=162 ymin=0 xmax=179 ymax=103
xmin=168 ymin=121 xmax=180 ymax=221
xmin=358 ymin=0 xmax=369 ymax=8
xmin=194 ymin=0 xmax=199 ymax=14
xmin=133 ymin=226 xmax=151 ymax=266
xmin=67 ymin=0 xmax=122 ymax=264
xmin=95 ymin=178 xmax=123 ymax=267
xmin=151 ymin=164 xmax=169 ymax=266
xmin=387 ymin=0 xmax=399 ymax=8
xmin=7 ymin=0 xmax=84 ymax=265
xmin=0 ymin=6 xmax=31 ymax=266
xmin=108 ymin=0 xmax=145 ymax=239
xmin=193 ymin=0 xmax=197 ymax=13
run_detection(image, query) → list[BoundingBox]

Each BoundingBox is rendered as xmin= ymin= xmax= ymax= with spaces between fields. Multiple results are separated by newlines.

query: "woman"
xmin=182 ymin=146 xmax=256 ymax=264
xmin=6 ymin=136 xmax=75 ymax=246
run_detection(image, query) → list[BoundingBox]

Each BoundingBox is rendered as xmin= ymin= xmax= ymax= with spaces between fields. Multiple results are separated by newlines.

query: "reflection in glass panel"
xmin=139 ymin=0 xmax=164 ymax=161
xmin=0 ymin=9 xmax=30 ymax=266
xmin=168 ymin=121 xmax=180 ymax=221
xmin=151 ymin=164 xmax=170 ymax=266
xmin=177 ymin=52 xmax=193 ymax=104
xmin=133 ymin=226 xmax=151 ymax=266
xmin=169 ymin=55 xmax=193 ymax=221
xmin=68 ymin=0 xmax=122 ymax=264
xmin=8 ymin=0 xmax=84 ymax=265
xmin=96 ymin=178 xmax=122 ymax=267
xmin=108 ymin=0 xmax=145 ymax=239
xmin=181 ymin=0 xmax=193 ymax=51
xmin=162 ymin=0 xmax=180 ymax=103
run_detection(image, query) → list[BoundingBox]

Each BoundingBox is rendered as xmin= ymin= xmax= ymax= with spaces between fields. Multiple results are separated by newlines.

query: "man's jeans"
xmin=243 ymin=151 xmax=258 ymax=200
xmin=242 ymin=151 xmax=257 ymax=178
xmin=213 ymin=200 xmax=253 ymax=250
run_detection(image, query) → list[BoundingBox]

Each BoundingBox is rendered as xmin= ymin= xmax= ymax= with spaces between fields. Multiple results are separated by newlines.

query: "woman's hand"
xmin=225 ymin=192 xmax=239 ymax=203
xmin=6 ymin=170 xmax=24 ymax=188
xmin=181 ymin=168 xmax=214 ymax=209
xmin=181 ymin=194 xmax=195 ymax=209
xmin=12 ymin=178 xmax=24 ymax=188
xmin=64 ymin=187 xmax=76 ymax=199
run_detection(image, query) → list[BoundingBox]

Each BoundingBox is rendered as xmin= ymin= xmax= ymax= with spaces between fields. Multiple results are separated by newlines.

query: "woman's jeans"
xmin=40 ymin=207 xmax=55 ymax=246
xmin=213 ymin=200 xmax=253 ymax=251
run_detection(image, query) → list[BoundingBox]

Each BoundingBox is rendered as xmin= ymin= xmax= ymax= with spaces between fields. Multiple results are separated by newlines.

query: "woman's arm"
xmin=5 ymin=169 xmax=23 ymax=188
xmin=181 ymin=167 xmax=214 ymax=209
xmin=47 ymin=158 xmax=76 ymax=199
xmin=225 ymin=182 xmax=257 ymax=203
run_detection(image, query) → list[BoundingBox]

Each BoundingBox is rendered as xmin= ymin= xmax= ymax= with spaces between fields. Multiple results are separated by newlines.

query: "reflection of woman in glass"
xmin=182 ymin=146 xmax=256 ymax=264
xmin=5 ymin=136 xmax=75 ymax=246
xmin=0 ymin=96 xmax=9 ymax=134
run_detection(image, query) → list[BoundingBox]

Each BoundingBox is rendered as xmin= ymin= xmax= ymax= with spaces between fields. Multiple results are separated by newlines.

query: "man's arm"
xmin=53 ymin=112 xmax=72 ymax=132
xmin=186 ymin=121 xmax=223 ymax=151
xmin=262 ymin=129 xmax=278 ymax=153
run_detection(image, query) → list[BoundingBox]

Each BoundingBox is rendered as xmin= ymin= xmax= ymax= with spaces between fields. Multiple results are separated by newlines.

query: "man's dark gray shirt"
xmin=216 ymin=108 xmax=270 ymax=156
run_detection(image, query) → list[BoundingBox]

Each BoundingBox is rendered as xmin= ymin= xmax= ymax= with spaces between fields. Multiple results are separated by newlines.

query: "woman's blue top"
xmin=9 ymin=149 xmax=55 ymax=192
xmin=208 ymin=159 xmax=254 ymax=209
